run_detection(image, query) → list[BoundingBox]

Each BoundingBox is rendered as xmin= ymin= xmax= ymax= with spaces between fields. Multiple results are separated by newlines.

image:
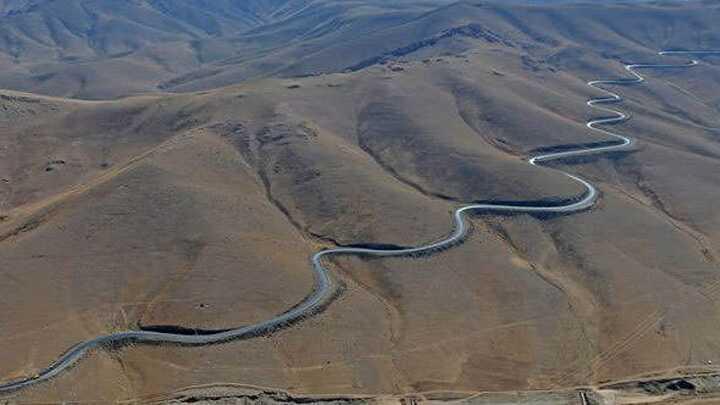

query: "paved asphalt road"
xmin=1 ymin=50 xmax=718 ymax=395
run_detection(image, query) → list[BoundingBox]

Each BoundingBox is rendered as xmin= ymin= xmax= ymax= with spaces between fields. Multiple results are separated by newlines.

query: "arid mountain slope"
xmin=1 ymin=0 xmax=720 ymax=403
xmin=2 ymin=53 xmax=720 ymax=402
xmin=0 ymin=0 xmax=454 ymax=98
xmin=1 ymin=1 xmax=718 ymax=99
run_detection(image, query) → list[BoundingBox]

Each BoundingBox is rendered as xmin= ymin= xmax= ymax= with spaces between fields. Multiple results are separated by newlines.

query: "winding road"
xmin=1 ymin=50 xmax=719 ymax=395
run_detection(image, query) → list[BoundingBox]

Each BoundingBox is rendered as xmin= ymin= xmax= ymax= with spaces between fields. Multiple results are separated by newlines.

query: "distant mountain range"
xmin=0 ymin=0 xmax=717 ymax=98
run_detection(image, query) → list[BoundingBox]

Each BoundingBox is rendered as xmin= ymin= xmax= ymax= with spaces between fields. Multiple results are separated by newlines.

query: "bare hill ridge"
xmin=0 ymin=0 xmax=717 ymax=98
xmin=1 ymin=0 xmax=720 ymax=402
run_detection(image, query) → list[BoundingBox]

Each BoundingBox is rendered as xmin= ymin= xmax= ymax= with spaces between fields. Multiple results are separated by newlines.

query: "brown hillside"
xmin=1 ymin=0 xmax=720 ymax=402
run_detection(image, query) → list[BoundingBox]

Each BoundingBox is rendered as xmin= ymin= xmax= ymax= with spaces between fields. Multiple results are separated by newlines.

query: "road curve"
xmin=1 ymin=50 xmax=719 ymax=395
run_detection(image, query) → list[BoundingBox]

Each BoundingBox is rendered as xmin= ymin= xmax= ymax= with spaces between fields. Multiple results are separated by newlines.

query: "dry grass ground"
xmin=1 ymin=1 xmax=720 ymax=403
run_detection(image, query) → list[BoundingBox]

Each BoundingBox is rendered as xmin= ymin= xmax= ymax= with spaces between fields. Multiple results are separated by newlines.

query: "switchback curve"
xmin=1 ymin=50 xmax=718 ymax=395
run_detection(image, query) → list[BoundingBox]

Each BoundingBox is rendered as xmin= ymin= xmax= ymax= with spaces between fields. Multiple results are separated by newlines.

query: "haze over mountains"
xmin=1 ymin=0 xmax=720 ymax=403
xmin=1 ymin=0 xmax=716 ymax=99
xmin=0 ymin=0 xmax=448 ymax=97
